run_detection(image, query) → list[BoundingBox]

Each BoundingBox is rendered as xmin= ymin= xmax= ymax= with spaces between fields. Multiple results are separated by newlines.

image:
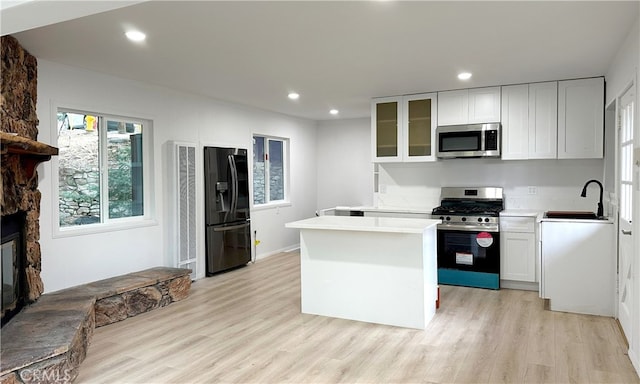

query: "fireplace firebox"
xmin=1 ymin=212 xmax=26 ymax=326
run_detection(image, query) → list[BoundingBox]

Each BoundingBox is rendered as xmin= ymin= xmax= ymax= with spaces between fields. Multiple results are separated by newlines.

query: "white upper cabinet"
xmin=501 ymin=84 xmax=530 ymax=160
xmin=402 ymin=93 xmax=437 ymax=162
xmin=373 ymin=77 xmax=602 ymax=162
xmin=528 ymin=82 xmax=558 ymax=159
xmin=438 ymin=87 xmax=500 ymax=126
xmin=501 ymin=82 xmax=557 ymax=160
xmin=372 ymin=96 xmax=402 ymax=162
xmin=372 ymin=93 xmax=437 ymax=162
xmin=468 ymin=87 xmax=501 ymax=124
xmin=558 ymin=77 xmax=604 ymax=159
xmin=437 ymin=90 xmax=468 ymax=125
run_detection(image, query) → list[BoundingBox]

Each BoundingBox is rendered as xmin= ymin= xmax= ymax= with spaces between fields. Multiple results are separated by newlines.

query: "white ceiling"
xmin=3 ymin=1 xmax=638 ymax=121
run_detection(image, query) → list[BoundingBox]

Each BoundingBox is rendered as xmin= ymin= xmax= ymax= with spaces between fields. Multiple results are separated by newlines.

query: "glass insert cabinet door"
xmin=403 ymin=93 xmax=437 ymax=161
xmin=373 ymin=98 xmax=400 ymax=160
xmin=372 ymin=93 xmax=437 ymax=162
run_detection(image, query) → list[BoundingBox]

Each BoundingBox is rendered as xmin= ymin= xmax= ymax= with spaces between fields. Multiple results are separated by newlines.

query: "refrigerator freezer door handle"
xmin=233 ymin=156 xmax=239 ymax=212
xmin=212 ymin=222 xmax=250 ymax=232
xmin=228 ymin=154 xmax=239 ymax=214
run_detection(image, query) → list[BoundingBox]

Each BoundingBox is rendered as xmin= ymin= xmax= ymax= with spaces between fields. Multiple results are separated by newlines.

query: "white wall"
xmin=35 ymin=60 xmax=317 ymax=292
xmin=633 ymin=7 xmax=640 ymax=376
xmin=316 ymin=118 xmax=373 ymax=209
xmin=605 ymin=20 xmax=639 ymax=107
xmin=635 ymin=26 xmax=640 ymax=376
xmin=376 ymin=159 xmax=605 ymax=213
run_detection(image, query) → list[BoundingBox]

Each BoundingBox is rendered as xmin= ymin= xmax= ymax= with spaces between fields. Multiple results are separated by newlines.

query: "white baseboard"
xmin=255 ymin=244 xmax=299 ymax=261
xmin=630 ymin=348 xmax=640 ymax=378
xmin=500 ymin=280 xmax=539 ymax=291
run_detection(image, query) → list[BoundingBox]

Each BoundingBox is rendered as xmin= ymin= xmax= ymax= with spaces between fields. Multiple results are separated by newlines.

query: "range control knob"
xmin=439 ymin=216 xmax=445 ymax=221
xmin=461 ymin=217 xmax=467 ymax=222
xmin=477 ymin=218 xmax=483 ymax=223
xmin=485 ymin=218 xmax=490 ymax=223
xmin=446 ymin=216 xmax=451 ymax=221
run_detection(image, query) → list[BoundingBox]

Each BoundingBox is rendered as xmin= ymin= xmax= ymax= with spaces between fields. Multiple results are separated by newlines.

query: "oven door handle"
xmin=437 ymin=223 xmax=499 ymax=232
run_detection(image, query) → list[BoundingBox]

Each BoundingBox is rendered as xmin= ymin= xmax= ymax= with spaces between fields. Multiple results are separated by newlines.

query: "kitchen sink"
xmin=544 ymin=211 xmax=601 ymax=220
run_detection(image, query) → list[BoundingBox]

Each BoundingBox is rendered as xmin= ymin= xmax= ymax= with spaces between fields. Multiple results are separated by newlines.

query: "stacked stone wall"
xmin=253 ymin=162 xmax=284 ymax=204
xmin=58 ymin=129 xmax=100 ymax=226
xmin=1 ymin=35 xmax=38 ymax=139
xmin=57 ymin=129 xmax=134 ymax=226
xmin=1 ymin=35 xmax=45 ymax=301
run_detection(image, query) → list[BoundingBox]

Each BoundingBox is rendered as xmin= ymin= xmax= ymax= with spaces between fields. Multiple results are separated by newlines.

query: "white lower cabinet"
xmin=540 ymin=220 xmax=615 ymax=316
xmin=500 ymin=216 xmax=536 ymax=285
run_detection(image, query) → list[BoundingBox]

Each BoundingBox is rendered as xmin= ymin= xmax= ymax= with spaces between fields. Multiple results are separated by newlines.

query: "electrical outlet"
xmin=527 ymin=186 xmax=538 ymax=195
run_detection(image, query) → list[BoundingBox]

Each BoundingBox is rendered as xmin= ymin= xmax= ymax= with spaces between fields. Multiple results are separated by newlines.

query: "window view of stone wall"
xmin=269 ymin=163 xmax=284 ymax=201
xmin=58 ymin=128 xmax=101 ymax=226
xmin=253 ymin=161 xmax=266 ymax=204
xmin=252 ymin=136 xmax=285 ymax=205
xmin=58 ymin=114 xmax=143 ymax=227
xmin=252 ymin=160 xmax=284 ymax=204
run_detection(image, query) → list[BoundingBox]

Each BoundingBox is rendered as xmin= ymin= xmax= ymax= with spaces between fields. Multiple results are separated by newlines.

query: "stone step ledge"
xmin=0 ymin=267 xmax=191 ymax=383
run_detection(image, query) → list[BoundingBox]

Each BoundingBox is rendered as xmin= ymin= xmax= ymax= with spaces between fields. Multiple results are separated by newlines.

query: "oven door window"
xmin=437 ymin=230 xmax=500 ymax=273
xmin=439 ymin=131 xmax=482 ymax=152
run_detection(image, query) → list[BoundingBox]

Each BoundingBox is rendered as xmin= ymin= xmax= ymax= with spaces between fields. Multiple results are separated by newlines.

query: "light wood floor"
xmin=76 ymin=251 xmax=639 ymax=384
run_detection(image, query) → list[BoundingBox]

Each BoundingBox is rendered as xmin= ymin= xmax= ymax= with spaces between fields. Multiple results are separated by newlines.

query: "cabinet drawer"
xmin=500 ymin=217 xmax=535 ymax=233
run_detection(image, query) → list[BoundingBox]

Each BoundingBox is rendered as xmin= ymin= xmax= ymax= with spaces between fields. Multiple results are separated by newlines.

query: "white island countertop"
xmin=285 ymin=215 xmax=440 ymax=234
xmin=286 ymin=215 xmax=440 ymax=329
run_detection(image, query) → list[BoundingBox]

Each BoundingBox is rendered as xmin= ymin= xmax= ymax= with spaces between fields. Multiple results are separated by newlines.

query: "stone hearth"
xmin=0 ymin=267 xmax=192 ymax=383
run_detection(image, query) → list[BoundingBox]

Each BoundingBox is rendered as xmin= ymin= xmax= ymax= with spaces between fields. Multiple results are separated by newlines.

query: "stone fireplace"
xmin=1 ymin=35 xmax=58 ymax=325
xmin=1 ymin=211 xmax=26 ymax=325
xmin=1 ymin=35 xmax=193 ymax=383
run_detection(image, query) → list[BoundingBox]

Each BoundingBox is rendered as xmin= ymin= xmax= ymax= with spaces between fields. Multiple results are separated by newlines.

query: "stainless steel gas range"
xmin=431 ymin=187 xmax=503 ymax=290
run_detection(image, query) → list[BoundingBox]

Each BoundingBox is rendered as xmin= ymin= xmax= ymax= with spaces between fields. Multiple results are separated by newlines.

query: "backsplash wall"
xmin=376 ymin=158 xmax=607 ymax=214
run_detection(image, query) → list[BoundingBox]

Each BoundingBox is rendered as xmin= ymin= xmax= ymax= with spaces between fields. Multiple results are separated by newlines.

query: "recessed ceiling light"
xmin=458 ymin=72 xmax=472 ymax=80
xmin=329 ymin=109 xmax=339 ymax=115
xmin=125 ymin=30 xmax=146 ymax=42
xmin=288 ymin=92 xmax=300 ymax=100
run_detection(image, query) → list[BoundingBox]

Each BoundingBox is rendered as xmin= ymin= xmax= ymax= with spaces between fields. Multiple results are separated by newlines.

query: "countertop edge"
xmin=500 ymin=210 xmax=541 ymax=218
xmin=538 ymin=217 xmax=614 ymax=224
xmin=328 ymin=206 xmax=432 ymax=214
xmin=285 ymin=217 xmax=441 ymax=234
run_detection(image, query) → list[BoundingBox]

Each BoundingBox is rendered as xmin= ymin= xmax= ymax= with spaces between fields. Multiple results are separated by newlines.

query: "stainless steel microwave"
xmin=436 ymin=123 xmax=501 ymax=159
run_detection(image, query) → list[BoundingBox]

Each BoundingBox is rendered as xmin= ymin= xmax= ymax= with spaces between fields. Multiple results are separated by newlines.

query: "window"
xmin=619 ymin=88 xmax=634 ymax=223
xmin=56 ymin=109 xmax=149 ymax=229
xmin=253 ymin=135 xmax=288 ymax=205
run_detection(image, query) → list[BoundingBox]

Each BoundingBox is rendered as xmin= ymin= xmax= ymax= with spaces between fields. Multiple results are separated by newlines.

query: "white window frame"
xmin=620 ymin=88 xmax=635 ymax=224
xmin=252 ymin=134 xmax=290 ymax=209
xmin=52 ymin=105 xmax=156 ymax=237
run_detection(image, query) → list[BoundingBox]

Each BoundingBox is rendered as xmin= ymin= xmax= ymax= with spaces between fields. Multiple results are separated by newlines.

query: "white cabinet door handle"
xmin=621 ymin=230 xmax=632 ymax=235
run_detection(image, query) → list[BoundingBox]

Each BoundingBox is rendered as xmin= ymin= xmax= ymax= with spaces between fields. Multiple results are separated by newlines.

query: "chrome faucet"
xmin=580 ymin=179 xmax=604 ymax=217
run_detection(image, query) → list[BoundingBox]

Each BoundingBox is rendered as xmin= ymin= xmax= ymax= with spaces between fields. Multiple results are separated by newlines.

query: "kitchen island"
xmin=285 ymin=216 xmax=440 ymax=329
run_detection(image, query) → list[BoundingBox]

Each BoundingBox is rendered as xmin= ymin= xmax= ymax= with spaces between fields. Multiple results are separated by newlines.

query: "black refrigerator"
xmin=204 ymin=146 xmax=251 ymax=275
